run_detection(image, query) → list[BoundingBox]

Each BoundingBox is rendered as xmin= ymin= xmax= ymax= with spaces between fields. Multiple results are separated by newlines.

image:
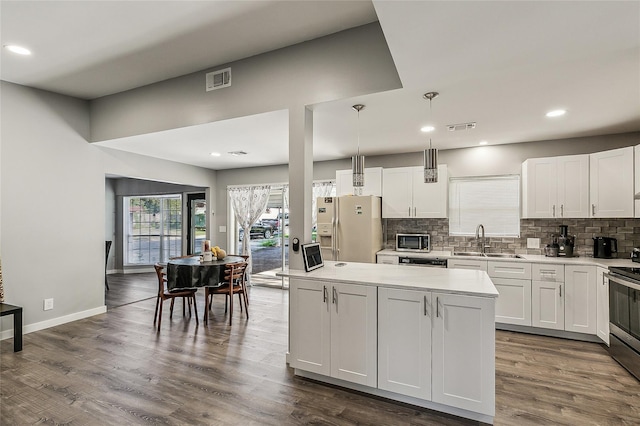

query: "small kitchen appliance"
xmin=631 ymin=248 xmax=640 ymax=263
xmin=593 ymin=236 xmax=618 ymax=259
xmin=396 ymin=234 xmax=431 ymax=252
xmin=544 ymin=235 xmax=560 ymax=257
xmin=557 ymin=225 xmax=575 ymax=257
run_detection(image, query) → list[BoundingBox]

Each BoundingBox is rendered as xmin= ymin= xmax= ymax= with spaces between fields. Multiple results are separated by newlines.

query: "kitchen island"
xmin=278 ymin=261 xmax=499 ymax=424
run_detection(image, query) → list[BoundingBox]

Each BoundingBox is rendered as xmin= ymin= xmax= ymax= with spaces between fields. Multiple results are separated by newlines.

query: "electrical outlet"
xmin=527 ymin=238 xmax=541 ymax=249
xmin=43 ymin=298 xmax=54 ymax=311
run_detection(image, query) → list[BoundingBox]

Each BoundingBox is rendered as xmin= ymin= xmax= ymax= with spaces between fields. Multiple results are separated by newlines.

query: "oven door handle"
xmin=605 ymin=273 xmax=640 ymax=292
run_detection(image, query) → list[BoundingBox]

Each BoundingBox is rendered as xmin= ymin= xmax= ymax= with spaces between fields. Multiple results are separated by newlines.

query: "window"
xmin=124 ymin=195 xmax=182 ymax=265
xmin=449 ymin=175 xmax=520 ymax=237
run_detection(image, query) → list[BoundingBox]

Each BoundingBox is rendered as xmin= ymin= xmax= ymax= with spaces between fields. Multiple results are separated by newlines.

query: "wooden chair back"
xmin=153 ymin=263 xmax=166 ymax=295
xmin=223 ymin=261 xmax=248 ymax=286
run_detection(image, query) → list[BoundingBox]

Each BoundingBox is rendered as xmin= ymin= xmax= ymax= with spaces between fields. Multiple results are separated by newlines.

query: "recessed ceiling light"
xmin=546 ymin=109 xmax=566 ymax=117
xmin=421 ymin=125 xmax=435 ymax=133
xmin=479 ymin=140 xmax=488 ymax=146
xmin=228 ymin=150 xmax=248 ymax=156
xmin=210 ymin=152 xmax=221 ymax=157
xmin=4 ymin=44 xmax=31 ymax=55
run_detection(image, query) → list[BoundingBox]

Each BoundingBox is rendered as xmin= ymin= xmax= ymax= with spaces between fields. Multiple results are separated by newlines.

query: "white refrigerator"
xmin=316 ymin=195 xmax=383 ymax=263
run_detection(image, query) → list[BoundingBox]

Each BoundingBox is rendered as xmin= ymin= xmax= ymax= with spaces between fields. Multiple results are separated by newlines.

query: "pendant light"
xmin=423 ymin=92 xmax=439 ymax=183
xmin=352 ymin=104 xmax=365 ymax=192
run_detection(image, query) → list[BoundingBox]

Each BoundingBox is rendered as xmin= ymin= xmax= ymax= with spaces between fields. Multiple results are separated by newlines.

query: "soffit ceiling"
xmin=1 ymin=1 xmax=639 ymax=170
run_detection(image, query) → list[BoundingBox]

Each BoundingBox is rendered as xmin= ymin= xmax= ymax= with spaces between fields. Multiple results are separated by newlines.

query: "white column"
xmin=288 ymin=106 xmax=313 ymax=270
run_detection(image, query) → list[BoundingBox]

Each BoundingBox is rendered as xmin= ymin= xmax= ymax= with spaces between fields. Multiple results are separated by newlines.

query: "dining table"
xmin=166 ymin=255 xmax=246 ymax=291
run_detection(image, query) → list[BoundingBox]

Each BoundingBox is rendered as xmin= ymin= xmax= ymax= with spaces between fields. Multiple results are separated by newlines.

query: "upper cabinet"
xmin=522 ymin=154 xmax=589 ymax=218
xmin=335 ymin=167 xmax=382 ymax=197
xmin=382 ymin=165 xmax=448 ymax=218
xmin=590 ymin=146 xmax=635 ymax=218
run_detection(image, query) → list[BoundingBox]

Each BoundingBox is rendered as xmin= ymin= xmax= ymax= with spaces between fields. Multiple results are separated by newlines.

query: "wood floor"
xmin=2 ymin=276 xmax=640 ymax=425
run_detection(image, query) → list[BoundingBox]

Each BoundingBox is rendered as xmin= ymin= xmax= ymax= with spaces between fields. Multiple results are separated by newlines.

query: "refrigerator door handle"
xmin=334 ymin=198 xmax=340 ymax=261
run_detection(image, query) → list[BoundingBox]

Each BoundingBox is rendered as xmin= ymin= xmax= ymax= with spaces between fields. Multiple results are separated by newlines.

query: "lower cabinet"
xmin=447 ymin=259 xmax=488 ymax=271
xmin=596 ymin=266 xmax=610 ymax=345
xmin=532 ymin=280 xmax=565 ymax=330
xmin=492 ymin=278 xmax=532 ymax=326
xmin=289 ymin=279 xmax=377 ymax=387
xmin=378 ymin=289 xmax=495 ymax=417
xmin=378 ymin=288 xmax=432 ymax=400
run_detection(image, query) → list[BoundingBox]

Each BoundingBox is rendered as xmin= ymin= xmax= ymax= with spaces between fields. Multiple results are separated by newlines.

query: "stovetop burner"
xmin=609 ymin=267 xmax=640 ymax=283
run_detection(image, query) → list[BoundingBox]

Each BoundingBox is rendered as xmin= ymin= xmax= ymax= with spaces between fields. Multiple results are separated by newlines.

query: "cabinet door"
xmin=330 ymin=283 xmax=377 ymax=387
xmin=382 ymin=168 xmax=412 ymax=218
xmin=522 ymin=157 xmax=558 ymax=218
xmin=557 ymin=154 xmax=590 ymax=218
xmin=432 ymin=293 xmax=495 ymax=416
xmin=289 ymin=279 xmax=331 ymax=375
xmin=447 ymin=259 xmax=488 ymax=271
xmin=336 ymin=167 xmax=383 ymax=197
xmin=492 ymin=278 xmax=532 ymax=326
xmin=596 ymin=267 xmax=610 ymax=345
xmin=635 ymin=144 xmax=640 ymax=218
xmin=532 ymin=281 xmax=564 ymax=330
xmin=565 ymin=265 xmax=597 ymax=335
xmin=412 ymin=165 xmax=448 ymax=218
xmin=488 ymin=261 xmax=532 ymax=280
xmin=378 ymin=288 xmax=431 ymax=400
xmin=590 ymin=146 xmax=635 ymax=218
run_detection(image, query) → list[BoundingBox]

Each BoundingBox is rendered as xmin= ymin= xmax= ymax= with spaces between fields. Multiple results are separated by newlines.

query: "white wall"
xmin=1 ymin=81 xmax=218 ymax=336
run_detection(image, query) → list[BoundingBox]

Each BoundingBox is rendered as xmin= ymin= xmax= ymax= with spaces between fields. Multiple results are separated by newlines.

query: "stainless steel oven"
xmin=606 ymin=267 xmax=640 ymax=381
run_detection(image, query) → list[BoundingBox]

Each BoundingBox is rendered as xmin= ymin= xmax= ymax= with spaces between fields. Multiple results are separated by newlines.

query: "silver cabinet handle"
xmin=552 ymin=205 xmax=556 ymax=217
xmin=559 ymin=284 xmax=562 ymax=297
xmin=436 ymin=296 xmax=440 ymax=318
xmin=414 ymin=207 xmax=417 ymax=217
xmin=408 ymin=207 xmax=411 ymax=216
xmin=332 ymin=287 xmax=338 ymax=312
xmin=424 ymin=295 xmax=428 ymax=316
xmin=323 ymin=285 xmax=327 ymax=303
xmin=560 ymin=204 xmax=564 ymax=217
xmin=592 ymin=204 xmax=596 ymax=216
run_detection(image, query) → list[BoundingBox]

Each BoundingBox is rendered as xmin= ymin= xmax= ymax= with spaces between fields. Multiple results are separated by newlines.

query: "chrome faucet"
xmin=475 ymin=224 xmax=487 ymax=254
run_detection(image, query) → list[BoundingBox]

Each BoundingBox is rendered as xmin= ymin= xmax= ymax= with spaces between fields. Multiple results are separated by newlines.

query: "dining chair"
xmin=153 ymin=263 xmax=199 ymax=330
xmin=228 ymin=254 xmax=250 ymax=303
xmin=204 ymin=261 xmax=248 ymax=325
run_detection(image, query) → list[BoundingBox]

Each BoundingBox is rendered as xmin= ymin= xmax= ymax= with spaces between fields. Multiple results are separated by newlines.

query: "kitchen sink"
xmin=484 ymin=253 xmax=523 ymax=259
xmin=453 ymin=252 xmax=523 ymax=259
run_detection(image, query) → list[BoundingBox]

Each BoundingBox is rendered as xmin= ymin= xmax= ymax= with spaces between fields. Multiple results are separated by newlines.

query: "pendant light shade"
xmin=351 ymin=104 xmax=365 ymax=190
xmin=423 ymin=92 xmax=439 ymax=183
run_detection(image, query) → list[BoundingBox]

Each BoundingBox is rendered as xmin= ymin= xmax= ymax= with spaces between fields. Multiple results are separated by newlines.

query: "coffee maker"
xmin=557 ymin=225 xmax=575 ymax=257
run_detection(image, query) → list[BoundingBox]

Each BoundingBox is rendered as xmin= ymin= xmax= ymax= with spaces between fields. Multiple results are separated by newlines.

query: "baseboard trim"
xmin=0 ymin=305 xmax=107 ymax=340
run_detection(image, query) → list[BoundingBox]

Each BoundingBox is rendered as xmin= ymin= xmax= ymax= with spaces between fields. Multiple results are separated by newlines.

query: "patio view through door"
xmin=187 ymin=193 xmax=206 ymax=255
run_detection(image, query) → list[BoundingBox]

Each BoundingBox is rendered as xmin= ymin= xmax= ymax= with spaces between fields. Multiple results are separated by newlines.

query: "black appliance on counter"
xmin=557 ymin=225 xmax=575 ymax=257
xmin=606 ymin=267 xmax=640 ymax=381
xmin=631 ymin=248 xmax=640 ymax=263
xmin=593 ymin=236 xmax=618 ymax=259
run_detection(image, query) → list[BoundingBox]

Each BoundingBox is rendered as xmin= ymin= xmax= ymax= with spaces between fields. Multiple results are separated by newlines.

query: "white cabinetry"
xmin=376 ymin=254 xmax=399 ymax=265
xmin=432 ymin=293 xmax=495 ymax=416
xmin=289 ymin=279 xmax=377 ymax=387
xmin=382 ymin=165 xmax=448 ymax=218
xmin=596 ymin=266 xmax=610 ymax=345
xmin=522 ymin=154 xmax=589 ymax=218
xmin=532 ymin=280 xmax=564 ymax=330
xmin=336 ymin=167 xmax=383 ymax=196
xmin=447 ymin=259 xmax=488 ymax=271
xmin=378 ymin=288 xmax=432 ymax=400
xmin=589 ymin=146 xmax=635 ymax=218
xmin=489 ymin=261 xmax=532 ymax=326
xmin=564 ymin=265 xmax=597 ymax=335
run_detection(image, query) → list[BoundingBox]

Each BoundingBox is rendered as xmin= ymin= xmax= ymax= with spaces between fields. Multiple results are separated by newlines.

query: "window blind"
xmin=449 ymin=175 xmax=520 ymax=237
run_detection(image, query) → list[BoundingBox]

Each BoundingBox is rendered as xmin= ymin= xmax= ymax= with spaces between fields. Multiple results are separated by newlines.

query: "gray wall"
xmin=1 ymin=81 xmax=217 ymax=334
xmin=90 ymin=23 xmax=401 ymax=142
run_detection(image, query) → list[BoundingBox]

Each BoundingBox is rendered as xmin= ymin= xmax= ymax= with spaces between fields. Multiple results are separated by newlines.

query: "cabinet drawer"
xmin=447 ymin=259 xmax=488 ymax=272
xmin=377 ymin=254 xmax=399 ymax=265
xmin=488 ymin=261 xmax=531 ymax=279
xmin=532 ymin=264 xmax=565 ymax=282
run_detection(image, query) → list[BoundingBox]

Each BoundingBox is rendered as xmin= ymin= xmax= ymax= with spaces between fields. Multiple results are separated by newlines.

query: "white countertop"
xmin=278 ymin=261 xmax=499 ymax=298
xmin=377 ymin=249 xmax=637 ymax=268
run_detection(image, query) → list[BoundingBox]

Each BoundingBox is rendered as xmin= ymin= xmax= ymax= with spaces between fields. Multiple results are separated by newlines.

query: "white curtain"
xmin=312 ymin=181 xmax=335 ymax=232
xmin=229 ymin=185 xmax=271 ymax=277
xmin=282 ymin=185 xmax=289 ymax=212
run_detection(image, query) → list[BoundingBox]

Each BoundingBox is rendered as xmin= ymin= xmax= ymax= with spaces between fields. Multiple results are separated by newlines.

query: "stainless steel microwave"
xmin=396 ymin=234 xmax=431 ymax=252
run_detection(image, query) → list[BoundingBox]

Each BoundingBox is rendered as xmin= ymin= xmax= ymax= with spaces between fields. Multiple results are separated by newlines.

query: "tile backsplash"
xmin=384 ymin=218 xmax=640 ymax=259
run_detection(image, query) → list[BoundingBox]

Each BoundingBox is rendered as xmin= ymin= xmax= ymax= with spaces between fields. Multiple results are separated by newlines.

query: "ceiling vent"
xmin=206 ymin=67 xmax=231 ymax=91
xmin=447 ymin=122 xmax=476 ymax=132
